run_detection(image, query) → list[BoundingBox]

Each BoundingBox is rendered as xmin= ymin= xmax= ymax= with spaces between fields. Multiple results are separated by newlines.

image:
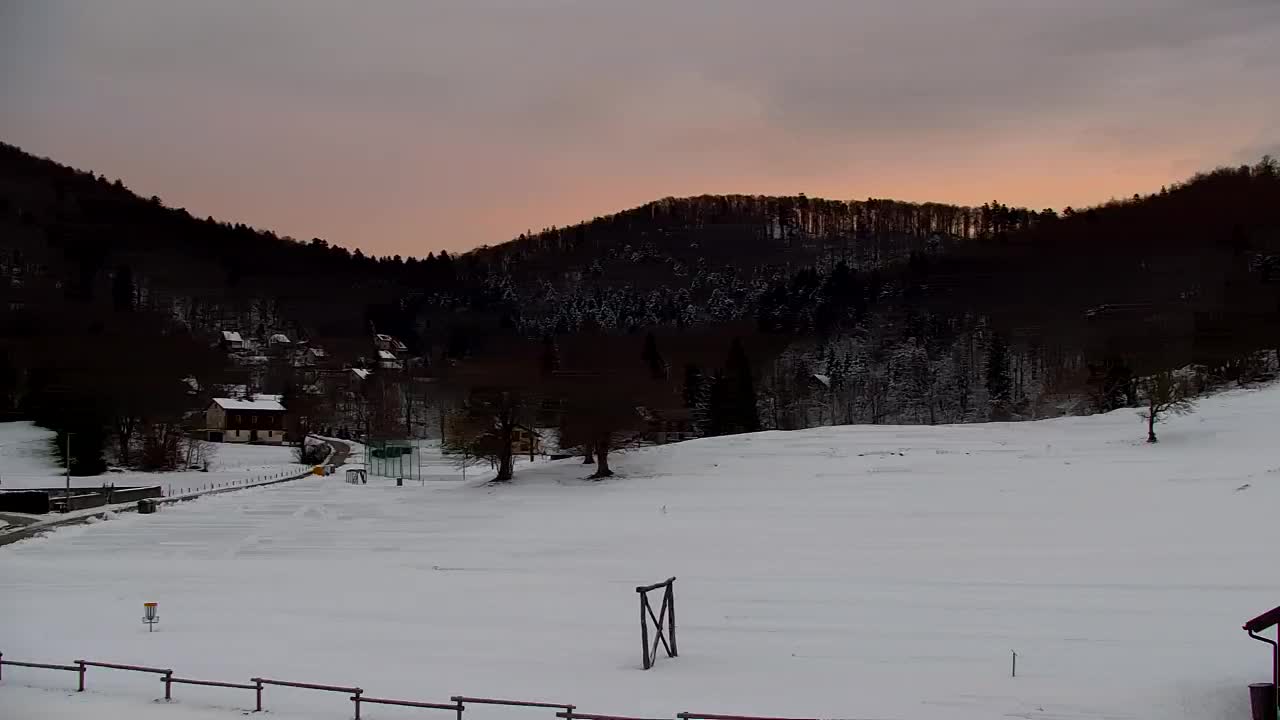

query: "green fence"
xmin=364 ymin=440 xmax=421 ymax=482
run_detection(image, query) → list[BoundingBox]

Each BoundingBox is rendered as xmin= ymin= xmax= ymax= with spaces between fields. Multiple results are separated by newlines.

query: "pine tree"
xmin=712 ymin=338 xmax=759 ymax=434
xmin=986 ymin=332 xmax=1012 ymax=419
xmin=111 ymin=264 xmax=134 ymax=312
xmin=642 ymin=332 xmax=668 ymax=380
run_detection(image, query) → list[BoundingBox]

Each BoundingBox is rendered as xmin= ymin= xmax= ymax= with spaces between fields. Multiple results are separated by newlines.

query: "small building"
xmin=269 ymin=333 xmax=292 ymax=346
xmin=377 ymin=350 xmax=402 ymax=370
xmin=296 ymin=346 xmax=328 ymax=367
xmin=637 ymin=406 xmax=697 ymax=444
xmin=512 ymin=425 xmax=542 ymax=456
xmin=374 ymin=333 xmax=408 ymax=354
xmin=221 ymin=330 xmax=244 ymax=351
xmin=204 ymin=397 xmax=286 ymax=444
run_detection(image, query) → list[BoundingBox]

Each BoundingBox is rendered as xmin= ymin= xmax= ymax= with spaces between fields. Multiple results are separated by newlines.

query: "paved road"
xmin=0 ymin=438 xmax=351 ymax=548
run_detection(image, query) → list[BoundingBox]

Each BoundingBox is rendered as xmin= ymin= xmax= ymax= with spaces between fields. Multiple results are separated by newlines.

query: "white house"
xmin=221 ymin=330 xmax=244 ymax=351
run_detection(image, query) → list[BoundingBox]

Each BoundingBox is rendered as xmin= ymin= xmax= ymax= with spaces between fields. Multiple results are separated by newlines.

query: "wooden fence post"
xmin=639 ymin=592 xmax=651 ymax=670
xmin=666 ymin=581 xmax=677 ymax=657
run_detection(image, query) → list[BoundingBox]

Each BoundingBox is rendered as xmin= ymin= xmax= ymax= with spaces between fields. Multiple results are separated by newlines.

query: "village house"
xmin=377 ymin=350 xmax=402 ymax=370
xmin=220 ymin=330 xmax=244 ymax=351
xmin=203 ymin=397 xmax=286 ymax=444
xmin=374 ymin=333 xmax=408 ymax=354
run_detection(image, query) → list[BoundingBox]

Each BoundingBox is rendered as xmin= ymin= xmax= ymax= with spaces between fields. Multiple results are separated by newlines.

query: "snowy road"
xmin=3 ymin=389 xmax=1280 ymax=719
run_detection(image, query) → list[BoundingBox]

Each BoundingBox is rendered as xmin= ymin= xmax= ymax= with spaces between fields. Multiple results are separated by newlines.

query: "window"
xmin=252 ymin=415 xmax=258 ymax=425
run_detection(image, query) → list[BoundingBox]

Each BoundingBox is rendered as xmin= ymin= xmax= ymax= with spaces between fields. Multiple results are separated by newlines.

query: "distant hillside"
xmin=2 ymin=140 xmax=1279 ymax=440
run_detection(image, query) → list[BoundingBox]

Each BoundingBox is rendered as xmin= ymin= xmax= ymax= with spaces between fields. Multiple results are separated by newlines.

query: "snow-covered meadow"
xmin=3 ymin=387 xmax=1279 ymax=720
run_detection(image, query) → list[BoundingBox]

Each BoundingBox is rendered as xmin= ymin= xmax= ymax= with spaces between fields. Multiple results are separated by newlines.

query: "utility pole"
xmin=64 ymin=432 xmax=72 ymax=512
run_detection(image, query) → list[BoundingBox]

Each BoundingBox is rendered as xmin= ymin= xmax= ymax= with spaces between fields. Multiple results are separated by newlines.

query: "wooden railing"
xmin=1 ymin=649 xmax=824 ymax=719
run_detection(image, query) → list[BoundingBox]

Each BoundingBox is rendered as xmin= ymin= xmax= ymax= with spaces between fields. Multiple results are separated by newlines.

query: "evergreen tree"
xmin=682 ymin=363 xmax=710 ymax=436
xmin=986 ymin=332 xmax=1012 ymax=418
xmin=641 ymin=332 xmax=668 ymax=380
xmin=111 ymin=264 xmax=134 ymax=312
xmin=709 ymin=338 xmax=760 ymax=434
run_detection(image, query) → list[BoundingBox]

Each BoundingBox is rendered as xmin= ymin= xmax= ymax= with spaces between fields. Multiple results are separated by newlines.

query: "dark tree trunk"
xmin=1146 ymin=398 xmax=1158 ymax=443
xmin=591 ymin=438 xmax=613 ymax=479
xmin=494 ymin=422 xmax=515 ymax=481
xmin=583 ymin=449 xmax=595 ymax=464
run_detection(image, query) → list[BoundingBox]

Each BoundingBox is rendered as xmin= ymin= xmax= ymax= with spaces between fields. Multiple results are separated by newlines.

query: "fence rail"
xmin=1 ymin=649 xmax=829 ymax=720
xmin=680 ymin=707 xmax=819 ymax=712
xmin=358 ymin=694 xmax=462 ymax=719
xmin=561 ymin=712 xmax=671 ymax=720
xmin=164 ymin=675 xmax=262 ymax=711
xmin=0 ymin=655 xmax=82 ymax=675
xmin=454 ymin=696 xmax=575 ymax=710
xmin=77 ymin=659 xmax=174 ymax=699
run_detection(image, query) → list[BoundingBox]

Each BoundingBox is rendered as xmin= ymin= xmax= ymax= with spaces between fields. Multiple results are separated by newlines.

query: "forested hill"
xmin=2 ymin=140 xmax=1280 ymax=431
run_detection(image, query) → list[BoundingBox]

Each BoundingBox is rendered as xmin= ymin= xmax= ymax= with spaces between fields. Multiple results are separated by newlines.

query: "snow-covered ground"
xmin=3 ymin=388 xmax=1280 ymax=720
xmin=0 ymin=421 xmax=308 ymax=494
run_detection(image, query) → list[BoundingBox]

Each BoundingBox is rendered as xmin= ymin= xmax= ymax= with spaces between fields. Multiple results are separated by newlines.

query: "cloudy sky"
xmin=3 ymin=1 xmax=1277 ymax=255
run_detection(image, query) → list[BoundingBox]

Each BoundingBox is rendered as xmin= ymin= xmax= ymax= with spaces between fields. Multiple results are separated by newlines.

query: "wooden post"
xmin=254 ymin=678 xmax=263 ymax=711
xmin=666 ymin=581 xmax=678 ymax=657
xmin=164 ymin=670 xmax=172 ymax=700
xmin=1011 ymin=650 xmax=1017 ymax=678
xmin=640 ymin=593 xmax=651 ymax=670
xmin=76 ymin=661 xmax=85 ymax=692
xmin=353 ymin=688 xmax=363 ymax=720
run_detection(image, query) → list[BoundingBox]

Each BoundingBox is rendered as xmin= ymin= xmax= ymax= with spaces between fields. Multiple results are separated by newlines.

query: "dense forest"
xmin=2 ymin=140 xmax=1278 ymax=475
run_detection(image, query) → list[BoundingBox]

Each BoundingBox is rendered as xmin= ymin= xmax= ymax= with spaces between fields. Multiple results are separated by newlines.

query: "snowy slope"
xmin=0 ymin=421 xmax=306 ymax=492
xmin=3 ymin=387 xmax=1280 ymax=720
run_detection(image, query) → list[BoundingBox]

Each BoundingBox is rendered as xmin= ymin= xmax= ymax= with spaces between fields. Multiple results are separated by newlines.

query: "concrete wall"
xmin=0 ymin=491 xmax=51 ymax=514
xmin=0 ymin=486 xmax=162 ymax=514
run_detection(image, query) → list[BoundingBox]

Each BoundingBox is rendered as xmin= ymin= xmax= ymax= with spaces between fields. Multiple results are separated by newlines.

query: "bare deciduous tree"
xmin=1139 ymin=370 xmax=1195 ymax=443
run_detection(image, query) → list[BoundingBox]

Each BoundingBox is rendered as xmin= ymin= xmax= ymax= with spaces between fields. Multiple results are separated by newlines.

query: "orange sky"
xmin=3 ymin=1 xmax=1277 ymax=257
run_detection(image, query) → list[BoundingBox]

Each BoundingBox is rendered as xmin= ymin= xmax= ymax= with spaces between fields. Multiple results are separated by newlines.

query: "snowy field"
xmin=0 ymin=421 xmax=307 ymax=494
xmin=3 ymin=387 xmax=1280 ymax=720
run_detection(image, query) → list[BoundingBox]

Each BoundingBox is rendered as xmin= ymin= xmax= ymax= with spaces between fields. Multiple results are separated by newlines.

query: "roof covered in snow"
xmin=270 ymin=333 xmax=291 ymax=344
xmin=351 ymin=368 xmax=371 ymax=380
xmin=211 ymin=397 xmax=285 ymax=412
xmin=377 ymin=350 xmax=397 ymax=360
xmin=221 ymin=330 xmax=243 ymax=342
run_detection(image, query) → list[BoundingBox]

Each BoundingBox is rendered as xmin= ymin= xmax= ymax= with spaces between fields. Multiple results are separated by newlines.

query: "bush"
xmin=294 ymin=438 xmax=329 ymax=465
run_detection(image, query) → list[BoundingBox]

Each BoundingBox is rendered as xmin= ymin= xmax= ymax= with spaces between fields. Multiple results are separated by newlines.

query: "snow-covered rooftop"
xmin=377 ymin=350 xmax=397 ymax=360
xmin=211 ymin=397 xmax=285 ymax=412
xmin=351 ymin=368 xmax=371 ymax=380
xmin=270 ymin=333 xmax=291 ymax=344
xmin=221 ymin=330 xmax=243 ymax=343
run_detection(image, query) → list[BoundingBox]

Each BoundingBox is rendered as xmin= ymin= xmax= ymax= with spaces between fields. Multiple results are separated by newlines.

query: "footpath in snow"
xmin=2 ymin=388 xmax=1280 ymax=720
